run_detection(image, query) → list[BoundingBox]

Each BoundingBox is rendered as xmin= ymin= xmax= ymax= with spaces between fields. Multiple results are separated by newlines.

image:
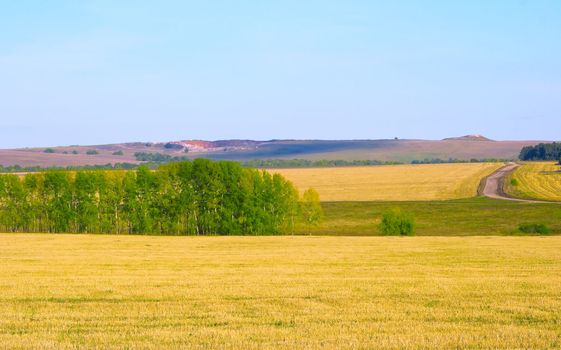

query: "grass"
xmin=270 ymin=163 xmax=503 ymax=201
xmin=296 ymin=197 xmax=561 ymax=236
xmin=504 ymin=162 xmax=561 ymax=201
xmin=1 ymin=234 xmax=561 ymax=349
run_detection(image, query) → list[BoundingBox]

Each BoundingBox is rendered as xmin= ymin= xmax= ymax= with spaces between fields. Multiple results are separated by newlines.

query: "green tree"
xmin=300 ymin=188 xmax=323 ymax=234
xmin=43 ymin=171 xmax=74 ymax=233
xmin=74 ymin=172 xmax=101 ymax=233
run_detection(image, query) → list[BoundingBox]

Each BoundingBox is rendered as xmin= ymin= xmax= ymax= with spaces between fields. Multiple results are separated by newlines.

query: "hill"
xmin=0 ymin=138 xmax=549 ymax=167
xmin=443 ymin=134 xmax=494 ymax=141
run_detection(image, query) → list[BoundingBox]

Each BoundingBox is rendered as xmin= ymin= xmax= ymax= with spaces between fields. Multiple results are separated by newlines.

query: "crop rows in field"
xmin=505 ymin=162 xmax=561 ymax=201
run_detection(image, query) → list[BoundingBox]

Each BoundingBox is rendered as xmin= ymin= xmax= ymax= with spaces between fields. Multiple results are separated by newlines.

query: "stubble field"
xmin=1 ymin=234 xmax=560 ymax=349
xmin=270 ymin=163 xmax=503 ymax=201
xmin=505 ymin=162 xmax=561 ymax=201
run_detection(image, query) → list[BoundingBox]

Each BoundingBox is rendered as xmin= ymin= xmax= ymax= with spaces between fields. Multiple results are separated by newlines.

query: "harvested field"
xmin=271 ymin=163 xmax=503 ymax=201
xmin=505 ymin=162 xmax=561 ymax=201
xmin=1 ymin=234 xmax=560 ymax=349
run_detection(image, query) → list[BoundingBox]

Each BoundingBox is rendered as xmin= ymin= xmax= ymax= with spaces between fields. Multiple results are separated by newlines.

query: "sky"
xmin=1 ymin=0 xmax=560 ymax=148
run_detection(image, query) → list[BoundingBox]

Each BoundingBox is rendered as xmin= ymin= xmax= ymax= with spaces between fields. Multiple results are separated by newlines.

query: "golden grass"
xmin=270 ymin=163 xmax=503 ymax=201
xmin=505 ymin=162 xmax=561 ymax=201
xmin=1 ymin=234 xmax=560 ymax=349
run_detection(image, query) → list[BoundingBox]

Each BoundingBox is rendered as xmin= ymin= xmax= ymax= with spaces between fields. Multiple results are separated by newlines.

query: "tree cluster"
xmin=0 ymin=159 xmax=301 ymax=235
xmin=519 ymin=143 xmax=561 ymax=161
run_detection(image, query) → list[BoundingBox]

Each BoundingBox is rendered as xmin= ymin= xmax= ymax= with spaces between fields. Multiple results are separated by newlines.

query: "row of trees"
xmin=519 ymin=143 xmax=561 ymax=161
xmin=0 ymin=163 xmax=140 ymax=173
xmin=243 ymin=159 xmax=401 ymax=168
xmin=411 ymin=158 xmax=509 ymax=164
xmin=0 ymin=159 xmax=318 ymax=235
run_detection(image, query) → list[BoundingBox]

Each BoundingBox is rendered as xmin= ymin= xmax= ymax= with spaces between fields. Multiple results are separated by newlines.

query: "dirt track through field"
xmin=483 ymin=163 xmax=559 ymax=203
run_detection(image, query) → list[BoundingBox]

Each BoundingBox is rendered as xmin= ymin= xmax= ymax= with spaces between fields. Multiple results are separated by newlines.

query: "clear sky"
xmin=1 ymin=1 xmax=560 ymax=148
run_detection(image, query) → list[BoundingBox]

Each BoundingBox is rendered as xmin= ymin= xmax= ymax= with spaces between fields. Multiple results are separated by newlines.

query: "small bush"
xmin=72 ymin=150 xmax=79 ymax=155
xmin=518 ymin=223 xmax=551 ymax=235
xmin=510 ymin=178 xmax=519 ymax=186
xmin=379 ymin=208 xmax=415 ymax=236
xmin=44 ymin=148 xmax=55 ymax=153
xmin=112 ymin=150 xmax=124 ymax=156
xmin=86 ymin=150 xmax=99 ymax=155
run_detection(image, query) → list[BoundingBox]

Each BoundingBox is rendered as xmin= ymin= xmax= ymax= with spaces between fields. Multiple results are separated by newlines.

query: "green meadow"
xmin=297 ymin=197 xmax=561 ymax=236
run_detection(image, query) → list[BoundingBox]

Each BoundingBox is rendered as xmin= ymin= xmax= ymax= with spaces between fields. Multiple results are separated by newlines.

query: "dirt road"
xmin=482 ymin=162 xmax=558 ymax=203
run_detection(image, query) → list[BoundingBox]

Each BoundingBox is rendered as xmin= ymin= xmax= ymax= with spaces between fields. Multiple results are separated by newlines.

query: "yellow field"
xmin=505 ymin=162 xmax=561 ymax=201
xmin=270 ymin=163 xmax=503 ymax=201
xmin=1 ymin=234 xmax=560 ymax=349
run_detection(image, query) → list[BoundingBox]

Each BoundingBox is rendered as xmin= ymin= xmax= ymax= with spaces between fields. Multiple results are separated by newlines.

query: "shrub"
xmin=44 ymin=148 xmax=55 ymax=153
xmin=112 ymin=151 xmax=124 ymax=156
xmin=518 ymin=223 xmax=551 ymax=235
xmin=72 ymin=150 xmax=79 ymax=155
xmin=510 ymin=178 xmax=519 ymax=186
xmin=379 ymin=208 xmax=415 ymax=236
xmin=86 ymin=150 xmax=99 ymax=155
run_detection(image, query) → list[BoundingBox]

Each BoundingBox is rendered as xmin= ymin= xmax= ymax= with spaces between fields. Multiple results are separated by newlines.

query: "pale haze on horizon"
xmin=1 ymin=0 xmax=560 ymax=148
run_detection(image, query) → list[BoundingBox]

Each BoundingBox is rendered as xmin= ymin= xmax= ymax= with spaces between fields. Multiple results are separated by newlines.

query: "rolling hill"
xmin=0 ymin=137 xmax=550 ymax=167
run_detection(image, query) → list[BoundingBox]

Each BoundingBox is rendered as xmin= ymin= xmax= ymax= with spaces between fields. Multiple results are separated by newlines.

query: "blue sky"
xmin=1 ymin=1 xmax=560 ymax=148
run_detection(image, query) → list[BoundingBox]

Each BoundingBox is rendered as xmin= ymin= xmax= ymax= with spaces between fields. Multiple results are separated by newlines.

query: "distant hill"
xmin=0 ymin=138 xmax=550 ymax=167
xmin=443 ymin=134 xmax=494 ymax=142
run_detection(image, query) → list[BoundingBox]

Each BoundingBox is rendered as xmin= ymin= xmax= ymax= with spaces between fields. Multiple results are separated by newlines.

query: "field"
xmin=271 ymin=163 xmax=503 ymax=201
xmin=505 ymin=162 xmax=561 ymax=201
xmin=299 ymin=197 xmax=561 ymax=236
xmin=1 ymin=234 xmax=561 ymax=349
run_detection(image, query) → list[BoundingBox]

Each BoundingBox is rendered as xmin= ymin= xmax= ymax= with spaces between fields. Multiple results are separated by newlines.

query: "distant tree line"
xmin=134 ymin=152 xmax=190 ymax=162
xmin=245 ymin=158 xmax=507 ymax=167
xmin=0 ymin=163 xmax=140 ymax=173
xmin=0 ymin=159 xmax=302 ymax=235
xmin=411 ymin=158 xmax=510 ymax=164
xmin=242 ymin=159 xmax=402 ymax=168
xmin=519 ymin=143 xmax=561 ymax=161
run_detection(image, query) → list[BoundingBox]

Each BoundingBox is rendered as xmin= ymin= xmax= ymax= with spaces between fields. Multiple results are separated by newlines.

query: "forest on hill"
xmin=0 ymin=159 xmax=306 ymax=235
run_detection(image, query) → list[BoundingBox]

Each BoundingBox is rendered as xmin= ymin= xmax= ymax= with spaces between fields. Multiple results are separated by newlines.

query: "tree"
xmin=379 ymin=208 xmax=415 ymax=236
xmin=43 ymin=171 xmax=74 ymax=233
xmin=74 ymin=172 xmax=101 ymax=233
xmin=300 ymin=188 xmax=323 ymax=234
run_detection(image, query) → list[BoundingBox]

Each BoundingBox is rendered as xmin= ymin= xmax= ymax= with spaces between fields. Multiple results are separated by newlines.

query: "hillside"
xmin=0 ymin=138 xmax=548 ymax=167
